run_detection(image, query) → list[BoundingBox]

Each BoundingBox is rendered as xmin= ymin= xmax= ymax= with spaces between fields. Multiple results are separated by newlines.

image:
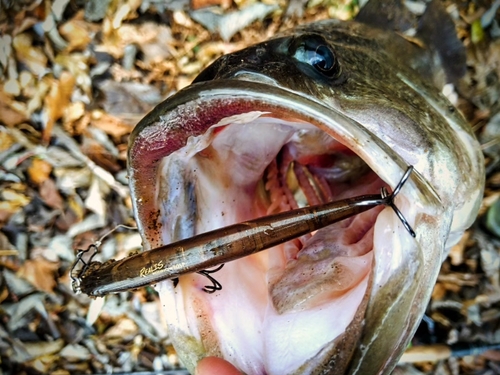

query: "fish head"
xmin=127 ymin=20 xmax=484 ymax=375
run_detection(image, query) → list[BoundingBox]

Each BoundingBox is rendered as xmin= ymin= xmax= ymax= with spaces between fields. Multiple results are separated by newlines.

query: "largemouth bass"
xmin=126 ymin=1 xmax=485 ymax=374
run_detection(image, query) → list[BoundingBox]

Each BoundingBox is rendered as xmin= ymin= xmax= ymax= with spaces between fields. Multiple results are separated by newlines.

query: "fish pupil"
xmin=312 ymin=45 xmax=334 ymax=71
xmin=291 ymin=35 xmax=340 ymax=79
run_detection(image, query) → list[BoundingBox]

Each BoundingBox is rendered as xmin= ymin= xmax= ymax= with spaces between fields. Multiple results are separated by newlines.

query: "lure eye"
xmin=290 ymin=35 xmax=342 ymax=80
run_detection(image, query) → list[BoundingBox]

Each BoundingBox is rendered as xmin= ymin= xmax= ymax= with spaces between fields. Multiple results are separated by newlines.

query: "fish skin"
xmin=127 ymin=3 xmax=485 ymax=375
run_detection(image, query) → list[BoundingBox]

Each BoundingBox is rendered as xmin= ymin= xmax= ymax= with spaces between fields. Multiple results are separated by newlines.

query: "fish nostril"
xmin=246 ymin=55 xmax=261 ymax=65
xmin=246 ymin=47 xmax=266 ymax=64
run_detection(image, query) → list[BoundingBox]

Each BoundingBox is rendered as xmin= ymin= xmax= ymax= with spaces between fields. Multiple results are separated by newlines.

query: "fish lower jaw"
xmin=148 ymin=111 xmax=420 ymax=375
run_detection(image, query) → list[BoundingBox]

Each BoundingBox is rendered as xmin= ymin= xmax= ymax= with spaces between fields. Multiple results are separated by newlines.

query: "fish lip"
xmin=129 ymin=78 xmax=442 ymax=249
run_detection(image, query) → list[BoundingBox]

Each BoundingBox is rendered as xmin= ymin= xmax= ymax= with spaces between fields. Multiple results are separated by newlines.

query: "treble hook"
xmin=70 ymin=244 xmax=99 ymax=293
xmin=197 ymin=264 xmax=225 ymax=293
xmin=381 ymin=166 xmax=416 ymax=238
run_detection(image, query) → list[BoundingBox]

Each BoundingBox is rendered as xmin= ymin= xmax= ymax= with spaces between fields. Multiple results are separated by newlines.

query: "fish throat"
xmin=149 ymin=108 xmax=406 ymax=373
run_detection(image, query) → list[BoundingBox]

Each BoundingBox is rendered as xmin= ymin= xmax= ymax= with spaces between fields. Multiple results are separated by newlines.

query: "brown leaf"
xmin=82 ymin=138 xmax=121 ymax=173
xmin=0 ymin=92 xmax=28 ymax=126
xmin=449 ymin=231 xmax=470 ymax=266
xmin=43 ymin=71 xmax=76 ymax=143
xmin=59 ymin=13 xmax=93 ymax=52
xmin=90 ymin=110 xmax=133 ymax=138
xmin=431 ymin=282 xmax=447 ymax=301
xmin=39 ymin=178 xmax=64 ymax=210
xmin=17 ymin=258 xmax=59 ymax=293
xmin=12 ymin=33 xmax=48 ymax=76
xmin=63 ymin=102 xmax=86 ymax=126
xmin=103 ymin=317 xmax=139 ymax=338
xmin=55 ymin=207 xmax=80 ymax=232
xmin=0 ymin=126 xmax=16 ymax=153
xmin=192 ymin=0 xmax=232 ymax=10
xmin=482 ymin=350 xmax=500 ymax=361
xmin=27 ymin=158 xmax=53 ymax=186
xmin=1 ymin=188 xmax=31 ymax=209
xmin=53 ymin=53 xmax=92 ymax=97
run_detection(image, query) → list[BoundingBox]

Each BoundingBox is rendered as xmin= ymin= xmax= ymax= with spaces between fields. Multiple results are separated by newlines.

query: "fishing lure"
xmin=71 ymin=167 xmax=416 ymax=297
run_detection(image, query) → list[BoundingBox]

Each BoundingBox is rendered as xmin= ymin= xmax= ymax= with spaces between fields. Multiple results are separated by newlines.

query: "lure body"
xmin=74 ymin=167 xmax=413 ymax=297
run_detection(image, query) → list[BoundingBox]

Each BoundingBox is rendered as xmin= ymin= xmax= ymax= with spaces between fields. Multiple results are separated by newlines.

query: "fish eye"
xmin=290 ymin=35 xmax=341 ymax=80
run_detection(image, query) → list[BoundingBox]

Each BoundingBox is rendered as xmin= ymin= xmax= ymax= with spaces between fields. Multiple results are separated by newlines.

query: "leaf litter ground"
xmin=0 ymin=0 xmax=499 ymax=374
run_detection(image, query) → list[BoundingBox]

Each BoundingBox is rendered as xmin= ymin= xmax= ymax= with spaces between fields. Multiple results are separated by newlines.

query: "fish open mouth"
xmin=128 ymin=79 xmax=437 ymax=374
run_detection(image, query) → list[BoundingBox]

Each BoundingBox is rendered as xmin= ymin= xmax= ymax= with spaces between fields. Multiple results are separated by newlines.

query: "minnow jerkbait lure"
xmin=71 ymin=167 xmax=415 ymax=297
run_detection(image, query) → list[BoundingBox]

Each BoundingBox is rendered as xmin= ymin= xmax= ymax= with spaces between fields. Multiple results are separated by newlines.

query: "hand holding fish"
xmin=196 ymin=357 xmax=242 ymax=375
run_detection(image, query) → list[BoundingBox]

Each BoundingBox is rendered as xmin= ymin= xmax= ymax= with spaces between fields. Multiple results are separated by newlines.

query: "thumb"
xmin=195 ymin=356 xmax=242 ymax=375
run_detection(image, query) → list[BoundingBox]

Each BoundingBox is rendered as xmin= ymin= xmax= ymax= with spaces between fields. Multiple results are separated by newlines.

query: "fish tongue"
xmin=269 ymin=209 xmax=379 ymax=314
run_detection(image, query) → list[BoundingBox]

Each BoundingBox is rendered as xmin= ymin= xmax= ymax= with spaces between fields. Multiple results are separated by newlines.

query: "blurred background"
xmin=0 ymin=0 xmax=499 ymax=374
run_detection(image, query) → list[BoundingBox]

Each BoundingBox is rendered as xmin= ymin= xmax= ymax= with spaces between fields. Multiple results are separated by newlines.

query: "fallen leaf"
xmin=28 ymin=158 xmax=53 ymax=186
xmin=59 ymin=13 xmax=93 ymax=52
xmin=17 ymin=258 xmax=59 ymax=293
xmin=449 ymin=231 xmax=470 ymax=266
xmin=431 ymin=282 xmax=447 ymax=301
xmin=29 ymin=357 xmax=53 ymax=374
xmin=24 ymin=339 xmax=65 ymax=358
xmin=0 ymin=126 xmax=17 ymax=152
xmin=63 ymin=101 xmax=86 ymax=126
xmin=53 ymin=53 xmax=92 ymax=97
xmin=4 ymin=77 xmax=21 ymax=96
xmin=54 ymin=206 xmax=81 ymax=231
xmin=59 ymin=344 xmax=91 ymax=361
xmin=12 ymin=33 xmax=48 ymax=76
xmin=39 ymin=178 xmax=64 ymax=210
xmin=0 ymin=91 xmax=28 ymax=126
xmin=137 ymin=25 xmax=174 ymax=65
xmin=192 ymin=0 xmax=232 ymax=10
xmin=111 ymin=0 xmax=142 ymax=29
xmin=43 ymin=71 xmax=76 ymax=142
xmin=1 ymin=188 xmax=31 ymax=208
xmin=0 ymin=34 xmax=12 ymax=69
xmin=190 ymin=3 xmax=279 ymax=41
xmin=103 ymin=316 xmax=138 ymax=338
xmin=90 ymin=110 xmax=134 ymax=138
xmin=482 ymin=350 xmax=500 ymax=361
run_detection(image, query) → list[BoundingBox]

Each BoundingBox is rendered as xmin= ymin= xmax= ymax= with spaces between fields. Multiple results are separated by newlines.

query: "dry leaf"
xmin=482 ymin=350 xmax=500 ymax=361
xmin=103 ymin=317 xmax=139 ymax=338
xmin=449 ymin=231 xmax=470 ymax=266
xmin=28 ymin=158 xmax=53 ymax=185
xmin=90 ymin=110 xmax=133 ymax=138
xmin=59 ymin=14 xmax=93 ymax=52
xmin=24 ymin=339 xmax=65 ymax=358
xmin=0 ymin=91 xmax=28 ymax=126
xmin=59 ymin=344 xmax=91 ymax=361
xmin=39 ymin=178 xmax=64 ymax=210
xmin=63 ymin=101 xmax=86 ymax=126
xmin=431 ymin=282 xmax=447 ymax=301
xmin=191 ymin=0 xmax=233 ymax=10
xmin=0 ymin=127 xmax=16 ymax=153
xmin=53 ymin=53 xmax=92 ymax=97
xmin=17 ymin=258 xmax=59 ymax=293
xmin=1 ymin=188 xmax=31 ymax=208
xmin=12 ymin=33 xmax=48 ymax=76
xmin=82 ymin=139 xmax=121 ymax=173
xmin=43 ymin=71 xmax=76 ymax=142
xmin=4 ymin=77 xmax=21 ymax=96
